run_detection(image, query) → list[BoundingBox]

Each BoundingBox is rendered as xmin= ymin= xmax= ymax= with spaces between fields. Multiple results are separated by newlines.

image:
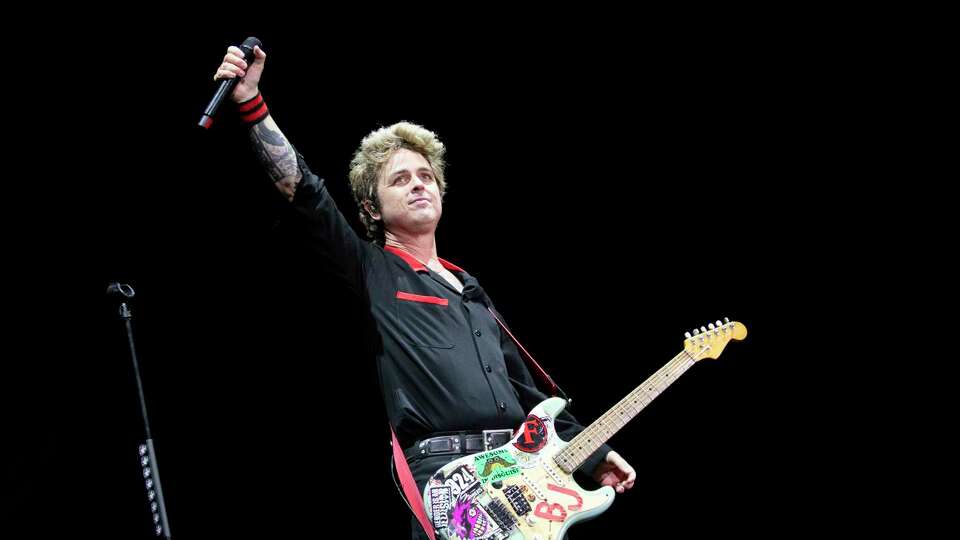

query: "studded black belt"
xmin=404 ymin=429 xmax=514 ymax=462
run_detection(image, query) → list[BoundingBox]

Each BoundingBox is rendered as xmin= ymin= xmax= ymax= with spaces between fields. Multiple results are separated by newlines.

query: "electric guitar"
xmin=423 ymin=319 xmax=747 ymax=540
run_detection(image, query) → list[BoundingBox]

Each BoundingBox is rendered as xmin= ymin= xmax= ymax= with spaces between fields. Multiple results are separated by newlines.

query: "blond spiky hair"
xmin=348 ymin=121 xmax=447 ymax=242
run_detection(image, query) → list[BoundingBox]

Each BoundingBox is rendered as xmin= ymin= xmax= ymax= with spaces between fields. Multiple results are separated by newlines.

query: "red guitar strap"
xmin=391 ymin=426 xmax=437 ymax=540
xmin=487 ymin=307 xmax=563 ymax=399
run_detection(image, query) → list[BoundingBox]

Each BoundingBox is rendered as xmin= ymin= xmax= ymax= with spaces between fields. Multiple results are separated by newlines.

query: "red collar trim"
xmin=384 ymin=245 xmax=465 ymax=274
xmin=438 ymin=257 xmax=465 ymax=273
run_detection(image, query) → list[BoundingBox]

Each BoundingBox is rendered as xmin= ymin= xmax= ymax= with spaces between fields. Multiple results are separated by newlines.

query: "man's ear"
xmin=363 ymin=200 xmax=381 ymax=221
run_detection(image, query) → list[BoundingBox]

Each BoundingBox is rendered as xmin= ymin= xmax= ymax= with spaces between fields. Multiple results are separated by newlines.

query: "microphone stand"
xmin=107 ymin=283 xmax=172 ymax=539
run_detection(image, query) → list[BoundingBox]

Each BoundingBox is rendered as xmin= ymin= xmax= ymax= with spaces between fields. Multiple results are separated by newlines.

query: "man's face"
xmin=371 ymin=148 xmax=443 ymax=236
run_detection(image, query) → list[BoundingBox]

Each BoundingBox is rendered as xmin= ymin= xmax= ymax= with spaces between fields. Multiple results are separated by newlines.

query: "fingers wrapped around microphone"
xmin=214 ymin=62 xmax=245 ymax=81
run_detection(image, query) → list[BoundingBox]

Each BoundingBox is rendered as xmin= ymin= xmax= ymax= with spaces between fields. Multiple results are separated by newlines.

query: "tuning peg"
xmin=724 ymin=317 xmax=730 ymax=324
xmin=708 ymin=323 xmax=715 ymax=331
xmin=715 ymin=320 xmax=722 ymax=327
xmin=685 ymin=332 xmax=692 ymax=339
xmin=700 ymin=326 xmax=707 ymax=333
xmin=693 ymin=329 xmax=700 ymax=336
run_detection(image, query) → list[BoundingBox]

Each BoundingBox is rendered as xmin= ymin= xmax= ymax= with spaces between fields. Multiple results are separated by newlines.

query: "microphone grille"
xmin=241 ymin=37 xmax=262 ymax=50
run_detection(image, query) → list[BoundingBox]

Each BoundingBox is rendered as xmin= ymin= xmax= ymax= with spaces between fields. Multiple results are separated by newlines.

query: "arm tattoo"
xmin=249 ymin=122 xmax=300 ymax=184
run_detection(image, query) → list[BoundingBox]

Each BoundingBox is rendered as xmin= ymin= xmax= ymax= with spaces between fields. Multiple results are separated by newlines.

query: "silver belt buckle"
xmin=482 ymin=429 xmax=513 ymax=451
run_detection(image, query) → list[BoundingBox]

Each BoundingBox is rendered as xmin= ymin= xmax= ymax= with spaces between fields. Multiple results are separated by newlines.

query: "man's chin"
xmin=412 ymin=208 xmax=440 ymax=222
xmin=394 ymin=216 xmax=440 ymax=235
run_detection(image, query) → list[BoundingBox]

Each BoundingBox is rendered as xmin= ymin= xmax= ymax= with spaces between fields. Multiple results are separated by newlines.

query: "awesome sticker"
xmin=473 ymin=448 xmax=519 ymax=484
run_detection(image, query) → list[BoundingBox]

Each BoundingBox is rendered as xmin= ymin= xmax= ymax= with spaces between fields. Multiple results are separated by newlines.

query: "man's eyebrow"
xmin=385 ymin=165 xmax=434 ymax=183
xmin=388 ymin=167 xmax=432 ymax=177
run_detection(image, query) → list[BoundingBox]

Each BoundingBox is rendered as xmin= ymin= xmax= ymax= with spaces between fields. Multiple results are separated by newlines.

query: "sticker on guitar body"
xmin=451 ymin=498 xmax=491 ymax=539
xmin=513 ymin=414 xmax=551 ymax=453
xmin=430 ymin=464 xmax=482 ymax=500
xmin=430 ymin=486 xmax=452 ymax=530
xmin=473 ymin=449 xmax=520 ymax=484
xmin=533 ymin=485 xmax=584 ymax=523
xmin=429 ymin=464 xmax=499 ymax=540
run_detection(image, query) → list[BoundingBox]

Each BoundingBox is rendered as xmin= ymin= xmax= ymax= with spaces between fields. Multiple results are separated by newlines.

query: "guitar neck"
xmin=555 ymin=350 xmax=697 ymax=473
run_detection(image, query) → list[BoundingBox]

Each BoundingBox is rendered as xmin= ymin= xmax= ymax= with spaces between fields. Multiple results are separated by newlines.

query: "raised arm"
xmin=211 ymin=43 xmax=372 ymax=294
xmin=214 ymin=45 xmax=301 ymax=200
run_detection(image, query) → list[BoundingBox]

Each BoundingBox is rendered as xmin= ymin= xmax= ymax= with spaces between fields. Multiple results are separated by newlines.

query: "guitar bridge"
xmin=485 ymin=499 xmax=518 ymax=532
xmin=504 ymin=485 xmax=531 ymax=516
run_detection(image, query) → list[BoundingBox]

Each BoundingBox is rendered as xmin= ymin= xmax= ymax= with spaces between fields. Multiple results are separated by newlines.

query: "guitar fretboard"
xmin=554 ymin=350 xmax=697 ymax=474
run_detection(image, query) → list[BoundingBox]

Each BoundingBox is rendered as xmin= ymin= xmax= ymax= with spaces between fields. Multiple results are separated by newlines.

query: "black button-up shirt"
xmin=288 ymin=154 xmax=610 ymax=475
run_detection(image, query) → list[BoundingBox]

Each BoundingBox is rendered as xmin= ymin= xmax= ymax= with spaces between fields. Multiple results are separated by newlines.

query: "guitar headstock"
xmin=683 ymin=318 xmax=747 ymax=360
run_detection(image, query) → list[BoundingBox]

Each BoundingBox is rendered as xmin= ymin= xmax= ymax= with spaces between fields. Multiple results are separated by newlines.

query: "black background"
xmin=2 ymin=20 xmax=864 ymax=538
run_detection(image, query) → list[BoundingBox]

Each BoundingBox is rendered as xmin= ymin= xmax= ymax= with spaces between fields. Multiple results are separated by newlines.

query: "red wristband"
xmin=237 ymin=92 xmax=269 ymax=126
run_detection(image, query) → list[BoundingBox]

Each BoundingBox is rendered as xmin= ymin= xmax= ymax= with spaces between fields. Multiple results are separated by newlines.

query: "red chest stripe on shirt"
xmin=396 ymin=291 xmax=449 ymax=306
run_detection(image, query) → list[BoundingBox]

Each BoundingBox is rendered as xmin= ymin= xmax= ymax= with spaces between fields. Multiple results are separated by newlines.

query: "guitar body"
xmin=423 ymin=397 xmax=615 ymax=540
xmin=421 ymin=319 xmax=748 ymax=539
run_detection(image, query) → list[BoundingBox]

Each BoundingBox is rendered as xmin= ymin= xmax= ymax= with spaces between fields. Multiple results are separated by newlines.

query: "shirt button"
xmin=485 ymin=364 xmax=493 ymax=373
xmin=474 ymin=329 xmax=482 ymax=337
xmin=499 ymin=401 xmax=506 ymax=411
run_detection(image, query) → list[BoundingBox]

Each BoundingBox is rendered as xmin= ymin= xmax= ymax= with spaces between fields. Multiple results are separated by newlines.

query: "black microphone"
xmin=198 ymin=37 xmax=262 ymax=129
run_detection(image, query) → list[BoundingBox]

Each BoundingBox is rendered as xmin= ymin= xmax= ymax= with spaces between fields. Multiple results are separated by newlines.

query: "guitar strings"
xmin=570 ymin=324 xmax=732 ymax=460
xmin=560 ymin=325 xmax=731 ymax=469
xmin=559 ymin=350 xmax=692 ymax=468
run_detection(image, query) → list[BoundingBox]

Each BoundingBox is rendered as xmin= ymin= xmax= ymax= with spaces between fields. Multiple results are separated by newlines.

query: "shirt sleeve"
xmin=281 ymin=150 xmax=371 ymax=295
